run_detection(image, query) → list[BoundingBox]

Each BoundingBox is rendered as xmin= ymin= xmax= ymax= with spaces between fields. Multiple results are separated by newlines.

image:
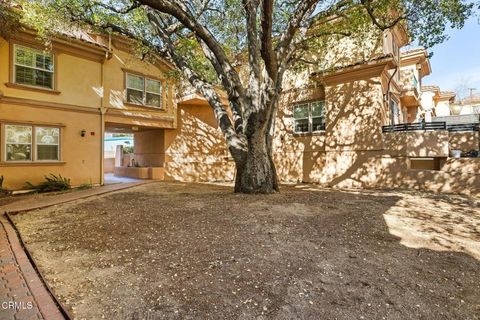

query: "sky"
xmin=420 ymin=16 xmax=480 ymax=98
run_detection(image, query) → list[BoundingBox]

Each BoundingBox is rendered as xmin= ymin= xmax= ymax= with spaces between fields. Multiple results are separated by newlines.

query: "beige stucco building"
xmin=0 ymin=23 xmax=478 ymax=194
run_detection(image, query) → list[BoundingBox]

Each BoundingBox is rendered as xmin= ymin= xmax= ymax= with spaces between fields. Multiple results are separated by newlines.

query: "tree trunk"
xmin=234 ymin=133 xmax=279 ymax=194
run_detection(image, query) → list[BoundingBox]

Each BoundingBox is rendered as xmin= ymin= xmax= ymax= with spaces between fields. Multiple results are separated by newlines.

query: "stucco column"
xmin=115 ymin=145 xmax=123 ymax=167
xmin=425 ymin=110 xmax=432 ymax=122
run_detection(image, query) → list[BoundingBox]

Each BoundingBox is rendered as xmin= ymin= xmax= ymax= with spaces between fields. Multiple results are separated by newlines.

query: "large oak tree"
xmin=12 ymin=0 xmax=475 ymax=193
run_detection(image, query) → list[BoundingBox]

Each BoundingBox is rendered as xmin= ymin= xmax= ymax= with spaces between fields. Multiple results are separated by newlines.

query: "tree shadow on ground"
xmin=11 ymin=183 xmax=480 ymax=320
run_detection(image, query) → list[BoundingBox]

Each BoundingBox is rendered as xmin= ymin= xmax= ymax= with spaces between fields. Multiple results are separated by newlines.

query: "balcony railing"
xmin=447 ymin=123 xmax=480 ymax=132
xmin=382 ymin=122 xmax=447 ymax=132
xmin=382 ymin=122 xmax=480 ymax=133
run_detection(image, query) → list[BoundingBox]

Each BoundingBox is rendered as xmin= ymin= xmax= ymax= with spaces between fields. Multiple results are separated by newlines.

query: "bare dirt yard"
xmin=10 ymin=182 xmax=480 ymax=320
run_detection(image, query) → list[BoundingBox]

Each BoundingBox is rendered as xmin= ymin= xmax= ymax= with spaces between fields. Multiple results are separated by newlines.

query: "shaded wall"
xmin=104 ymin=157 xmax=115 ymax=173
xmin=133 ymin=130 xmax=165 ymax=167
xmin=163 ymin=104 xmax=235 ymax=182
xmin=383 ymin=131 xmax=449 ymax=157
xmin=449 ymin=132 xmax=479 ymax=152
xmin=150 ymin=70 xmax=479 ymax=195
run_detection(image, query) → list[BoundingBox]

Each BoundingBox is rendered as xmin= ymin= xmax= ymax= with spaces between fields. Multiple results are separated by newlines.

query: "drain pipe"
xmin=99 ymin=48 xmax=108 ymax=186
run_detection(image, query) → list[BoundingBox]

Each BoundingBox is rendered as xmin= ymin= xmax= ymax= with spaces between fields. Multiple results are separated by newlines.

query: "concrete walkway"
xmin=104 ymin=173 xmax=144 ymax=185
xmin=0 ymin=181 xmax=152 ymax=319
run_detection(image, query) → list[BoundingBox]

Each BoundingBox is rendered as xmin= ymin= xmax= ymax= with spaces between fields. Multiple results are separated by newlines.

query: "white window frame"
xmin=390 ymin=98 xmax=400 ymax=124
xmin=126 ymin=73 xmax=163 ymax=108
xmin=4 ymin=125 xmax=33 ymax=162
xmin=13 ymin=44 xmax=55 ymax=90
xmin=35 ymin=126 xmax=61 ymax=162
xmin=145 ymin=79 xmax=162 ymax=108
xmin=293 ymin=100 xmax=326 ymax=134
xmin=2 ymin=124 xmax=61 ymax=163
xmin=293 ymin=103 xmax=310 ymax=133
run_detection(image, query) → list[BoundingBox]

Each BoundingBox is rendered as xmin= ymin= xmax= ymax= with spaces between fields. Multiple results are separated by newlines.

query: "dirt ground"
xmin=11 ymin=182 xmax=480 ymax=320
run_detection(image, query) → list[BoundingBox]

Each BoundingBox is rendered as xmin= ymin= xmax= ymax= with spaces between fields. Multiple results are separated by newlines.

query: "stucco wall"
xmin=449 ymin=132 xmax=479 ymax=152
xmin=161 ymin=70 xmax=478 ymax=194
xmin=0 ymin=38 xmax=102 ymax=109
xmin=103 ymin=47 xmax=176 ymax=129
xmin=0 ymin=102 xmax=102 ymax=189
xmin=163 ymin=104 xmax=235 ymax=182
xmin=435 ymin=100 xmax=451 ymax=117
xmin=324 ymin=79 xmax=385 ymax=151
xmin=0 ymin=34 xmax=180 ymax=190
xmin=104 ymin=157 xmax=115 ymax=173
xmin=133 ymin=130 xmax=165 ymax=167
xmin=421 ymin=91 xmax=435 ymax=112
xmin=383 ymin=131 xmax=450 ymax=157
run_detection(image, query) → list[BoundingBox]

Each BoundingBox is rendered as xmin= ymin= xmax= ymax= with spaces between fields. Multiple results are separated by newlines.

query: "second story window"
xmin=293 ymin=101 xmax=326 ymax=133
xmin=14 ymin=45 xmax=54 ymax=89
xmin=126 ymin=73 xmax=162 ymax=108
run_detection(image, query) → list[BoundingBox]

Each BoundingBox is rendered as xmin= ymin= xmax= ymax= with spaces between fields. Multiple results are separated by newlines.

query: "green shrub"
xmin=123 ymin=146 xmax=134 ymax=154
xmin=77 ymin=182 xmax=93 ymax=190
xmin=0 ymin=175 xmax=8 ymax=195
xmin=26 ymin=174 xmax=71 ymax=193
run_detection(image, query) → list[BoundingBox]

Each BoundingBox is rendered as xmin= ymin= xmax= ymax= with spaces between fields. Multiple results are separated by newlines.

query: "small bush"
xmin=123 ymin=146 xmax=134 ymax=154
xmin=77 ymin=182 xmax=93 ymax=190
xmin=26 ymin=174 xmax=71 ymax=193
xmin=0 ymin=175 xmax=10 ymax=195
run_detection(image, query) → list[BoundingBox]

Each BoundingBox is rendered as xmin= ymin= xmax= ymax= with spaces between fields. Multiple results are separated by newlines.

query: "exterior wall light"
xmin=81 ymin=129 xmax=86 ymax=137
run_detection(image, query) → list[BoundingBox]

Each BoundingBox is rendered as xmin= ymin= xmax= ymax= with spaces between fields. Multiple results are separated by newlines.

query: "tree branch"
xmin=242 ymin=0 xmax=261 ymax=110
xmin=275 ymin=0 xmax=319 ymax=67
xmin=260 ymin=0 xmax=277 ymax=80
xmin=147 ymin=8 xmax=247 ymax=162
xmin=138 ymin=1 xmax=246 ymax=98
xmin=360 ymin=0 xmax=406 ymax=30
xmin=93 ymin=1 xmax=141 ymax=14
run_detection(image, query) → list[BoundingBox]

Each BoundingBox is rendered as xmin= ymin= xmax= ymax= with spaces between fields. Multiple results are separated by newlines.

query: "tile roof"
xmin=401 ymin=47 xmax=426 ymax=56
xmin=421 ymin=85 xmax=440 ymax=92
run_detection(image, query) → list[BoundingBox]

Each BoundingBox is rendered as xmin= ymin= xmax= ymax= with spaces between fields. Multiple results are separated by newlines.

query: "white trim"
xmin=2 ymin=123 xmax=62 ymax=163
xmin=4 ymin=124 xmax=33 ymax=162
xmin=125 ymin=72 xmax=163 ymax=108
xmin=293 ymin=100 xmax=326 ymax=133
xmin=35 ymin=126 xmax=60 ymax=161
xmin=13 ymin=44 xmax=54 ymax=90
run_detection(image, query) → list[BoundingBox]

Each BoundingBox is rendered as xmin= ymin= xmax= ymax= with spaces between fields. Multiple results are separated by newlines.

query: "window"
xmin=36 ymin=127 xmax=60 ymax=161
xmin=293 ymin=101 xmax=326 ymax=133
xmin=3 ymin=124 xmax=60 ymax=162
xmin=14 ymin=45 xmax=54 ymax=89
xmin=390 ymin=99 xmax=400 ymax=124
xmin=126 ymin=73 xmax=162 ymax=108
xmin=5 ymin=125 xmax=32 ymax=161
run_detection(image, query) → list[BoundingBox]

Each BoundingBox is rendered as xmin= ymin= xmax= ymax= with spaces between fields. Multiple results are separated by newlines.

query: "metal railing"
xmin=382 ymin=121 xmax=479 ymax=133
xmin=382 ymin=121 xmax=446 ymax=132
xmin=447 ymin=123 xmax=479 ymax=132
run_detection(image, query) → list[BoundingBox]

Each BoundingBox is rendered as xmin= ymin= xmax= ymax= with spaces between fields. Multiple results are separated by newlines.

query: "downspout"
xmin=99 ymin=58 xmax=105 ymax=186
xmin=99 ymin=36 xmax=111 ymax=186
